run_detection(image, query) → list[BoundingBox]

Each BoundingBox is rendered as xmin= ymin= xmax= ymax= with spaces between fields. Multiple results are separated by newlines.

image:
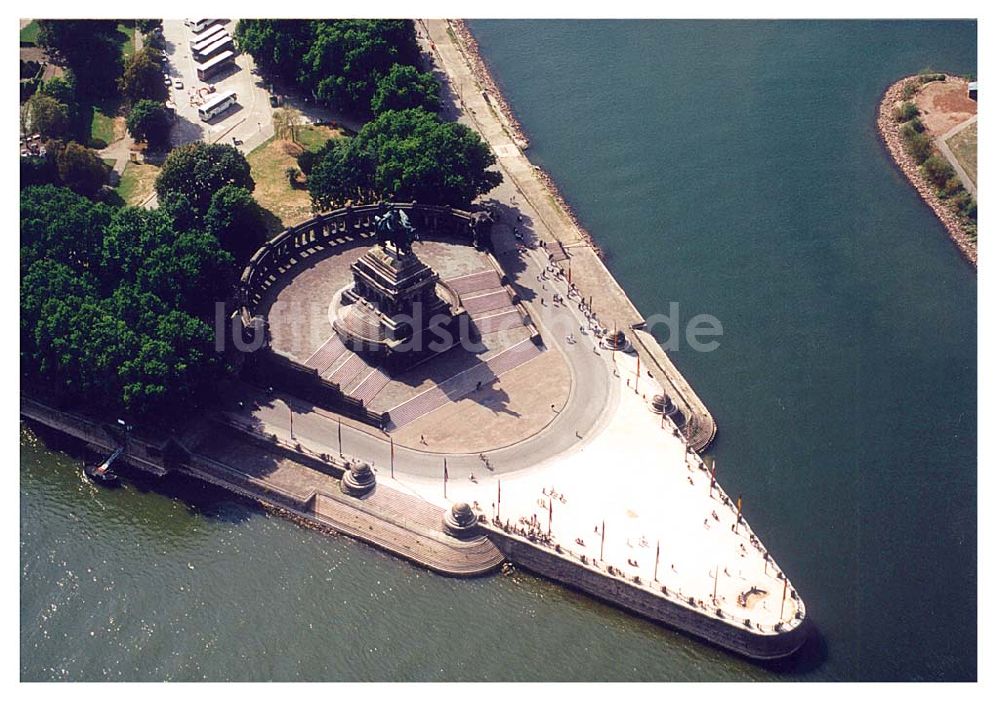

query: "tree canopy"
xmin=54 ymin=141 xmax=109 ymax=198
xmin=36 ymin=20 xmax=124 ymax=97
xmin=205 ymin=185 xmax=269 ymax=264
xmin=127 ymin=99 xmax=172 ymax=147
xmin=20 ymin=182 xmax=236 ymax=420
xmin=120 ymin=46 xmax=169 ymax=105
xmin=236 ymin=19 xmax=429 ymax=116
xmin=371 ymin=63 xmax=441 ymax=115
xmin=155 ymin=142 xmax=255 ymax=216
xmin=308 ymin=108 xmax=501 ymax=210
xmin=22 ymin=92 xmax=70 ymax=139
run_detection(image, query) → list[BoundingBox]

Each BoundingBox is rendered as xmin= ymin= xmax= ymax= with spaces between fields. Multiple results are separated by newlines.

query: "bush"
xmin=953 ymin=191 xmax=976 ymax=221
xmin=296 ymin=148 xmax=319 ymax=175
xmin=940 ymin=176 xmax=964 ymax=198
xmin=895 ymin=101 xmax=919 ymax=123
xmin=918 ymin=71 xmax=946 ymax=83
xmin=900 ymin=121 xmax=933 ymax=163
xmin=922 ymin=155 xmax=955 ymax=188
xmin=901 ymin=80 xmax=918 ymax=100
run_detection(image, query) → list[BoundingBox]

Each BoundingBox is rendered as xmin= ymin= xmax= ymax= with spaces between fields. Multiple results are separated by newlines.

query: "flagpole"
xmin=389 ymin=435 xmax=394 ymax=478
xmin=497 ymin=479 xmax=501 ymax=521
xmin=713 ymin=565 xmax=719 ymax=603
xmin=736 ymin=495 xmax=743 ymax=529
xmin=548 ymin=496 xmax=553 ymax=536
xmin=780 ymin=577 xmax=788 ymax=621
xmin=600 ymin=520 xmax=606 ymax=561
xmin=654 ymin=540 xmax=660 ymax=582
xmin=443 ymin=457 xmax=448 ymax=499
xmin=709 ymin=458 xmax=716 ymax=496
xmin=635 ymin=354 xmax=640 ymax=393
xmin=337 ymin=416 xmax=343 ymax=457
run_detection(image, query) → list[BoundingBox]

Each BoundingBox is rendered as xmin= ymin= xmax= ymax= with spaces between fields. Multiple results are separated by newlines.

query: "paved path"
xmin=936 ymin=114 xmax=977 ymax=198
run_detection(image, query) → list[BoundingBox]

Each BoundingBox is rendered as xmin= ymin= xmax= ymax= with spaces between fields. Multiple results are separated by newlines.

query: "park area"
xmin=247 ymin=123 xmax=345 ymax=231
xmin=113 ymin=162 xmax=160 ymax=206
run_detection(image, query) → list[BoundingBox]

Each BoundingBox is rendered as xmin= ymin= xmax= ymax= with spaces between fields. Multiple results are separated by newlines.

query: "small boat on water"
xmin=84 ymin=447 xmax=123 ymax=485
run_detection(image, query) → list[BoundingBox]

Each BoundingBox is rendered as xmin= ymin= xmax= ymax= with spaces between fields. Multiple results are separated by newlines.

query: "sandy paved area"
xmin=914 ymin=79 xmax=977 ymax=136
xmin=391 ymin=349 xmax=570 ymax=453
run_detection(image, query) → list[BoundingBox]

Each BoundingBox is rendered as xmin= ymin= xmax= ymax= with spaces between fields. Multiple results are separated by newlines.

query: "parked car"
xmin=163 ymin=73 xmax=171 ymax=86
xmin=174 ymin=79 xmax=184 ymax=90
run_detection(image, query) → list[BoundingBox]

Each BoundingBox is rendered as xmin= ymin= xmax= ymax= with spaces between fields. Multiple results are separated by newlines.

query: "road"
xmin=229 ymin=230 xmax=621 ymax=482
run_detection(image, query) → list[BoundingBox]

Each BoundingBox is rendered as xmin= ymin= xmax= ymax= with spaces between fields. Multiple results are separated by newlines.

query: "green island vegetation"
xmin=20 ymin=143 xmax=266 ymax=421
xmin=895 ymin=73 xmax=977 ymax=241
xmin=236 ymin=19 xmax=498 ymax=220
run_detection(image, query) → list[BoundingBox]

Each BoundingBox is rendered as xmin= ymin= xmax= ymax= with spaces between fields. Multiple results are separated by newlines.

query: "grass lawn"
xmin=247 ymin=126 xmax=346 ymax=231
xmin=20 ymin=21 xmax=40 ymax=45
xmin=115 ymin=162 xmax=160 ymax=206
xmin=248 ymin=137 xmax=316 ymax=231
xmin=946 ymin=121 xmax=977 ymax=189
xmin=117 ymin=22 xmax=136 ymax=59
xmin=89 ymin=106 xmax=118 ymax=148
xmin=296 ymin=124 xmax=343 ymax=152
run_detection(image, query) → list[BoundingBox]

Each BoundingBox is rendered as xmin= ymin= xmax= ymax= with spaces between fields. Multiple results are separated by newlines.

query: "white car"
xmin=174 ymin=79 xmax=184 ymax=90
xmin=163 ymin=73 xmax=171 ymax=86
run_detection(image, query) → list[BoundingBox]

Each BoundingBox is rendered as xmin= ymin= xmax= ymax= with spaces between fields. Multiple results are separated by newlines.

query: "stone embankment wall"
xmin=487 ymin=528 xmax=808 ymax=660
xmin=22 ymin=397 xmax=504 ymax=578
xmin=877 ymin=75 xmax=977 ymax=266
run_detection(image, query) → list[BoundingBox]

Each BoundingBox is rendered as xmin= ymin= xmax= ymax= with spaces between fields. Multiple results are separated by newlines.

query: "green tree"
xmin=301 ymin=20 xmax=421 ymax=113
xmin=138 ymin=230 xmax=235 ymax=318
xmin=371 ymin=64 xmax=441 ymax=114
xmin=37 ymin=20 xmax=123 ymax=97
xmin=136 ymin=19 xmax=162 ymax=34
xmin=234 ymin=19 xmax=316 ymax=84
xmin=307 ymin=138 xmax=367 ymax=210
xmin=120 ymin=46 xmax=168 ymax=104
xmin=23 ymin=92 xmax=70 ymax=138
xmin=309 ymin=108 xmax=501 ymax=209
xmin=20 ymin=184 xmax=111 ymax=271
xmin=38 ymin=75 xmax=76 ymax=107
xmin=55 ymin=141 xmax=108 ymax=198
xmin=119 ymin=310 xmax=217 ymax=416
xmin=127 ymin=99 xmax=172 ymax=147
xmin=205 ymin=185 xmax=268 ymax=263
xmin=155 ymin=142 xmax=255 ymax=216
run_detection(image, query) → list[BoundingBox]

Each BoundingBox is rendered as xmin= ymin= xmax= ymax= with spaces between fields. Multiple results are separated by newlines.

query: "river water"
xmin=21 ymin=20 xmax=976 ymax=681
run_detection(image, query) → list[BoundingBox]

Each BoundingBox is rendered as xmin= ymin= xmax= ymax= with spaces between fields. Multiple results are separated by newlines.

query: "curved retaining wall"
xmin=486 ymin=528 xmax=808 ymax=660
